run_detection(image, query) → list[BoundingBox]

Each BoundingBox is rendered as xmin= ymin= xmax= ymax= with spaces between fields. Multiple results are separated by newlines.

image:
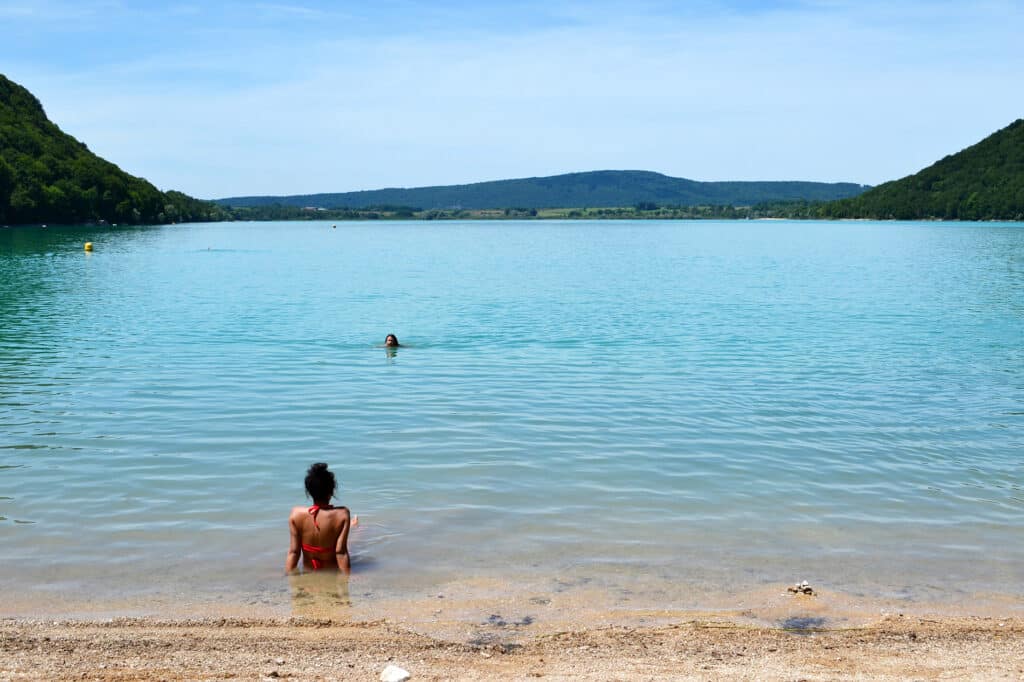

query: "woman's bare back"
xmin=286 ymin=505 xmax=352 ymax=573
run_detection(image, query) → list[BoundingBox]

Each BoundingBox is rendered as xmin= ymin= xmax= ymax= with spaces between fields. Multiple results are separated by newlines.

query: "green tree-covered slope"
xmin=216 ymin=170 xmax=868 ymax=210
xmin=822 ymin=119 xmax=1024 ymax=220
xmin=0 ymin=74 xmax=224 ymax=225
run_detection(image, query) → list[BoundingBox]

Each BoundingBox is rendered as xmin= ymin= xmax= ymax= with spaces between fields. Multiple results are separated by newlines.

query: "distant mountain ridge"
xmin=0 ymin=74 xmax=222 ymax=225
xmin=822 ymin=119 xmax=1024 ymax=220
xmin=215 ymin=170 xmax=869 ymax=210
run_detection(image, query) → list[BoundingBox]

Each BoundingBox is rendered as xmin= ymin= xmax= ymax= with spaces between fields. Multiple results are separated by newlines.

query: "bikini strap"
xmin=307 ymin=503 xmax=333 ymax=530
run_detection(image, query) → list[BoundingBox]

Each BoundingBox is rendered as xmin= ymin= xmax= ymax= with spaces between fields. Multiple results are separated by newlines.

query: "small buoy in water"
xmin=84 ymin=242 xmax=93 ymax=252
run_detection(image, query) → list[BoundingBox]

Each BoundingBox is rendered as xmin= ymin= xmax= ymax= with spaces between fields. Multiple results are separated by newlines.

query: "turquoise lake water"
xmin=1 ymin=220 xmax=1022 ymax=618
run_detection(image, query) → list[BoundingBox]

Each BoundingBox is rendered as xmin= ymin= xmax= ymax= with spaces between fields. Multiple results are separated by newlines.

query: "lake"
xmin=1 ymin=220 xmax=1022 ymax=623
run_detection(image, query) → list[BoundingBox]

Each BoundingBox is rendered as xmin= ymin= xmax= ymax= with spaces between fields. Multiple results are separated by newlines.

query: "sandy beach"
xmin=2 ymin=613 xmax=1022 ymax=681
xmin=3 ymin=576 xmax=1023 ymax=680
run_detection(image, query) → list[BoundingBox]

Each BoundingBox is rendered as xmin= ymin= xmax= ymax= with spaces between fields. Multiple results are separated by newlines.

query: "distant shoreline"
xmin=5 ymin=212 xmax=1024 ymax=229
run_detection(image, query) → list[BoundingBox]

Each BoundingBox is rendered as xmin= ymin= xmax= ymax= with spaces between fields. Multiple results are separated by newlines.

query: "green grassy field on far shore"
xmin=220 ymin=201 xmax=825 ymax=223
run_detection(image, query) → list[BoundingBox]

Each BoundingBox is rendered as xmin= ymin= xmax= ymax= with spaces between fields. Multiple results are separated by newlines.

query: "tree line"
xmin=0 ymin=75 xmax=227 ymax=226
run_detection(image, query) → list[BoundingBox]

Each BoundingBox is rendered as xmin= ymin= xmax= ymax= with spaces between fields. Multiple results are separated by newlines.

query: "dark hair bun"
xmin=305 ymin=462 xmax=337 ymax=501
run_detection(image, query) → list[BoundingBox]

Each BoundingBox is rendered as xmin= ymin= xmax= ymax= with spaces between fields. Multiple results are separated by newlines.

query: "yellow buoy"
xmin=84 ymin=242 xmax=93 ymax=252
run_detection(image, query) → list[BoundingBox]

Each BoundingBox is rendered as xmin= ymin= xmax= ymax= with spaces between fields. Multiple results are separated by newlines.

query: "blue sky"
xmin=3 ymin=1 xmax=1022 ymax=198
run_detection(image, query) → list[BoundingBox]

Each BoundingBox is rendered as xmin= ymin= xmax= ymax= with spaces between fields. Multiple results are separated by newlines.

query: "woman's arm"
xmin=335 ymin=508 xmax=352 ymax=575
xmin=285 ymin=512 xmax=302 ymax=574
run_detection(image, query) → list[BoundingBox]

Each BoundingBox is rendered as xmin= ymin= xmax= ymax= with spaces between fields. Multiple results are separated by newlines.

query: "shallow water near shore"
xmin=1 ymin=219 xmax=1022 ymax=624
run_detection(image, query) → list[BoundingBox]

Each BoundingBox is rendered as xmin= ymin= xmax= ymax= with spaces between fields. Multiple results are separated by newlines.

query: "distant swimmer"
xmin=286 ymin=463 xmax=356 ymax=574
xmin=384 ymin=334 xmax=400 ymax=347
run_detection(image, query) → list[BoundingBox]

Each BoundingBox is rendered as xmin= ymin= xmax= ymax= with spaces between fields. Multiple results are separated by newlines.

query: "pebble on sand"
xmin=380 ymin=663 xmax=411 ymax=682
xmin=787 ymin=580 xmax=815 ymax=596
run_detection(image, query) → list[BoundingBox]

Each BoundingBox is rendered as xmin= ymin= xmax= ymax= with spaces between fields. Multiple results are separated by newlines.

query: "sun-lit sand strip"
xmin=3 ymin=576 xmax=1023 ymax=680
xmin=2 ymin=614 xmax=1022 ymax=681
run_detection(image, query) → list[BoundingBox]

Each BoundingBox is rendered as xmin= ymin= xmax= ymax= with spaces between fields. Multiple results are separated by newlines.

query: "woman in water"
xmin=286 ymin=463 xmax=354 ymax=574
xmin=384 ymin=334 xmax=400 ymax=347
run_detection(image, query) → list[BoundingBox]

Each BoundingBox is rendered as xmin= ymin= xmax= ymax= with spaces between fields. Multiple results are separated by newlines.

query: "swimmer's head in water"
xmin=305 ymin=462 xmax=336 ymax=502
xmin=384 ymin=334 xmax=400 ymax=347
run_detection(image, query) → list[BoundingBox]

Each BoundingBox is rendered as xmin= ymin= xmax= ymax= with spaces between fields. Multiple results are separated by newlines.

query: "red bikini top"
xmin=303 ymin=504 xmax=334 ymax=564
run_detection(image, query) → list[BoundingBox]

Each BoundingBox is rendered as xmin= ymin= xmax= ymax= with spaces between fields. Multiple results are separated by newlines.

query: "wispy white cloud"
xmin=0 ymin=0 xmax=107 ymax=21
xmin=0 ymin=5 xmax=33 ymax=17
xmin=248 ymin=2 xmax=327 ymax=17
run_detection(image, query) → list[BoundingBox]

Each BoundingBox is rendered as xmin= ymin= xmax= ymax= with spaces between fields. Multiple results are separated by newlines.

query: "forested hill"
xmin=216 ymin=171 xmax=868 ymax=210
xmin=821 ymin=119 xmax=1024 ymax=220
xmin=0 ymin=74 xmax=223 ymax=225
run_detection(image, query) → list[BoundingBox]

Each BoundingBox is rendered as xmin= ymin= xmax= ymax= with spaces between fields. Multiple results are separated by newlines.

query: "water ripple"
xmin=1 ymin=220 xmax=1022 ymax=607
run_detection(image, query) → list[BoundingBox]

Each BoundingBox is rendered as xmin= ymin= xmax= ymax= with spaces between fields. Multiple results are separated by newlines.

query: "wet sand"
xmin=2 ymin=614 xmax=1022 ymax=681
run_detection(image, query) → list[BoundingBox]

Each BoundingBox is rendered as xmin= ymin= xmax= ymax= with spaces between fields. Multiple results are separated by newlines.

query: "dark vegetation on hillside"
xmin=821 ymin=119 xmax=1024 ymax=221
xmin=216 ymin=171 xmax=868 ymax=211
xmin=0 ymin=74 xmax=225 ymax=225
